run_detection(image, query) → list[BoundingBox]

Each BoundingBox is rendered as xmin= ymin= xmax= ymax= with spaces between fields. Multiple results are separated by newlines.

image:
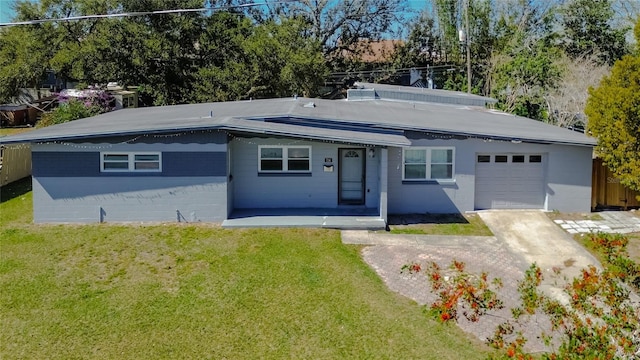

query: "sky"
xmin=0 ymin=0 xmax=16 ymax=23
xmin=0 ymin=0 xmax=428 ymax=26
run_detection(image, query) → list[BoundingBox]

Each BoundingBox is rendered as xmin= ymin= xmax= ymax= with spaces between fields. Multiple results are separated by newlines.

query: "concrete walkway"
xmin=554 ymin=211 xmax=640 ymax=234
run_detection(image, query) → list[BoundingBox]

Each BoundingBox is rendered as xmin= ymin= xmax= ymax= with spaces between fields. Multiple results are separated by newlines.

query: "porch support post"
xmin=379 ymin=148 xmax=388 ymax=223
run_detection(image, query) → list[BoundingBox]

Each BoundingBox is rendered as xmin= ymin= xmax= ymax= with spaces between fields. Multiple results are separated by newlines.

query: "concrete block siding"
xmin=28 ymin=128 xmax=593 ymax=223
xmin=230 ymin=137 xmax=381 ymax=210
xmin=31 ymin=131 xmax=229 ymax=223
xmin=387 ymin=136 xmax=592 ymax=214
xmin=33 ymin=177 xmax=227 ymax=223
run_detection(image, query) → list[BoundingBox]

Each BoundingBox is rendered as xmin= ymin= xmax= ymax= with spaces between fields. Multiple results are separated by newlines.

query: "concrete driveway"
xmin=477 ymin=210 xmax=601 ymax=302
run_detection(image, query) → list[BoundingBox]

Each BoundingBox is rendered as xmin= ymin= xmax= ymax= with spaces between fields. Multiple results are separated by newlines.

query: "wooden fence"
xmin=591 ymin=158 xmax=640 ymax=209
xmin=0 ymin=144 xmax=32 ymax=187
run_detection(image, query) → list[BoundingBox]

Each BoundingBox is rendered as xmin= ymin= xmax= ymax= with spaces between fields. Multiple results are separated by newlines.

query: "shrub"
xmin=37 ymin=89 xmax=114 ymax=128
xmin=403 ymin=234 xmax=640 ymax=359
xmin=402 ymin=260 xmax=503 ymax=323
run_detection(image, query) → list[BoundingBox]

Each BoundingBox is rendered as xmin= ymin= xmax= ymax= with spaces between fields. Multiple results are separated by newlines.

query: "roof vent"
xmin=303 ymin=102 xmax=315 ymax=108
xmin=347 ymin=88 xmax=376 ymax=101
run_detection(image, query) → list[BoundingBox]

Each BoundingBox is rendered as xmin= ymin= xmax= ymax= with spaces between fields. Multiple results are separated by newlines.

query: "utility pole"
xmin=465 ymin=0 xmax=471 ymax=94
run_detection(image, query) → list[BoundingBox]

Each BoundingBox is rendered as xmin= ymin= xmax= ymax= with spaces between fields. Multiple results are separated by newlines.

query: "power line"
xmin=0 ymin=0 xmax=299 ymax=27
xmin=329 ymin=64 xmax=461 ymax=77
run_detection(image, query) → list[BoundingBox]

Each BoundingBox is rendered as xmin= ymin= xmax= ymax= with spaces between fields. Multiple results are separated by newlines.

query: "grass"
xmin=0 ymin=127 xmax=35 ymax=137
xmin=386 ymin=213 xmax=493 ymax=236
xmin=546 ymin=211 xmax=604 ymax=221
xmin=0 ymin=179 xmax=489 ymax=359
xmin=546 ymin=210 xmax=640 ymax=264
xmin=574 ymin=233 xmax=640 ymax=265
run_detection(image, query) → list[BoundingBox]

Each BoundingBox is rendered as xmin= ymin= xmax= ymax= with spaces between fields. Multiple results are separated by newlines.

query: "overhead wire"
xmin=0 ymin=0 xmax=300 ymax=27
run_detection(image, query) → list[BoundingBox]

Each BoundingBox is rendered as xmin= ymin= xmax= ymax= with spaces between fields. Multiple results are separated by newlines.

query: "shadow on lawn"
xmin=0 ymin=176 xmax=32 ymax=203
xmin=387 ymin=213 xmax=470 ymax=226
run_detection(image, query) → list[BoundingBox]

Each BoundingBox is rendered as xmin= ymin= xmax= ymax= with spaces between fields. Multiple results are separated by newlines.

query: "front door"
xmin=339 ymin=148 xmax=365 ymax=205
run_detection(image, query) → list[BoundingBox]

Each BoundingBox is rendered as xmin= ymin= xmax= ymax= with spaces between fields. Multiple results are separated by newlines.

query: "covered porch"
xmin=222 ymin=208 xmax=387 ymax=230
xmin=222 ymin=118 xmax=403 ymax=229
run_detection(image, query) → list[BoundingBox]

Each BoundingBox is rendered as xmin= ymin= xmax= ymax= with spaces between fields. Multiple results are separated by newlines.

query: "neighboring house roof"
xmin=343 ymin=39 xmax=402 ymax=63
xmin=0 ymin=95 xmax=596 ymax=147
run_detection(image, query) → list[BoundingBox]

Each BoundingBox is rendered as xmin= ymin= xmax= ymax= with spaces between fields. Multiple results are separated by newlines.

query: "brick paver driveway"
xmin=343 ymin=231 xmax=554 ymax=352
xmin=342 ymin=210 xmax=605 ymax=353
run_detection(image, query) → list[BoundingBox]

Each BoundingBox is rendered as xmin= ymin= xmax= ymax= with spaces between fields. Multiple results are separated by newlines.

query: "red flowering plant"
xmin=400 ymin=262 xmax=422 ymax=274
xmin=489 ymin=262 xmax=640 ymax=360
xmin=587 ymin=232 xmax=639 ymax=289
xmin=403 ymin=232 xmax=640 ymax=359
xmin=403 ymin=260 xmax=504 ymax=323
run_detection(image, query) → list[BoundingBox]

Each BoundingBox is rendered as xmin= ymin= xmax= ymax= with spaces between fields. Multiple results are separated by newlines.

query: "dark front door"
xmin=339 ymin=148 xmax=365 ymax=205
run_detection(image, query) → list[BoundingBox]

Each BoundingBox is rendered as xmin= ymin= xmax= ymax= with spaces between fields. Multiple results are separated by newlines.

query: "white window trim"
xmin=258 ymin=145 xmax=312 ymax=173
xmin=402 ymin=147 xmax=455 ymax=181
xmin=100 ymin=152 xmax=162 ymax=172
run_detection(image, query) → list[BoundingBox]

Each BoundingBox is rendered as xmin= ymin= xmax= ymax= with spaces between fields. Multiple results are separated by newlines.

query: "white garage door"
xmin=475 ymin=154 xmax=545 ymax=209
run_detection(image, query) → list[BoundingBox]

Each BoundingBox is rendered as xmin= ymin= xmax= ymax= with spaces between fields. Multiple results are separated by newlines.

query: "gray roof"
xmin=0 ymin=96 xmax=596 ymax=147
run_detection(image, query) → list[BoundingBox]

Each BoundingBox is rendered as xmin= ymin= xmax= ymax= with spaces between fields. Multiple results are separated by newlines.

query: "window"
xmin=495 ymin=155 xmax=508 ymax=163
xmin=529 ymin=155 xmax=542 ymax=163
xmin=403 ymin=147 xmax=454 ymax=180
xmin=477 ymin=155 xmax=491 ymax=163
xmin=101 ymin=152 xmax=161 ymax=172
xmin=123 ymin=96 xmax=134 ymax=108
xmin=259 ymin=146 xmax=311 ymax=173
xmin=512 ymin=155 xmax=525 ymax=163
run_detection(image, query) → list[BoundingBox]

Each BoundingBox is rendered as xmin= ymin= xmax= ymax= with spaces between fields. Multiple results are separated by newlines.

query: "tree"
xmin=390 ymin=0 xmax=495 ymax=93
xmin=392 ymin=12 xmax=441 ymax=69
xmin=585 ymin=20 xmax=640 ymax=194
xmin=490 ymin=41 xmax=561 ymax=120
xmin=37 ymin=89 xmax=115 ymax=127
xmin=0 ymin=26 xmax=49 ymax=102
xmin=255 ymin=0 xmax=406 ymax=68
xmin=484 ymin=0 xmax=563 ymax=119
xmin=560 ymin=0 xmax=628 ymax=65
xmin=1 ymin=0 xmax=327 ymax=106
xmin=194 ymin=17 xmax=327 ymax=101
xmin=433 ymin=0 xmax=463 ymax=64
xmin=544 ymin=54 xmax=610 ymax=128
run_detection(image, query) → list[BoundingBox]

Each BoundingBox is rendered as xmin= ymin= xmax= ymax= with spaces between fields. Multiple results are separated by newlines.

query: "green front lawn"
xmin=386 ymin=213 xmax=493 ymax=236
xmin=0 ymin=179 xmax=489 ymax=359
xmin=0 ymin=127 xmax=35 ymax=137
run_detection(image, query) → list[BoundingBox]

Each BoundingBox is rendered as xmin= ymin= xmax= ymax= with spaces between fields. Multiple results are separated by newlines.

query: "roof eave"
xmin=222 ymin=125 xmax=411 ymax=147
xmin=0 ymin=125 xmax=225 ymax=145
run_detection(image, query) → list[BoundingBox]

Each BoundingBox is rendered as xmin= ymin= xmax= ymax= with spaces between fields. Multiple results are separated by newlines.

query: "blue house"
xmin=0 ymin=83 xmax=595 ymax=228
